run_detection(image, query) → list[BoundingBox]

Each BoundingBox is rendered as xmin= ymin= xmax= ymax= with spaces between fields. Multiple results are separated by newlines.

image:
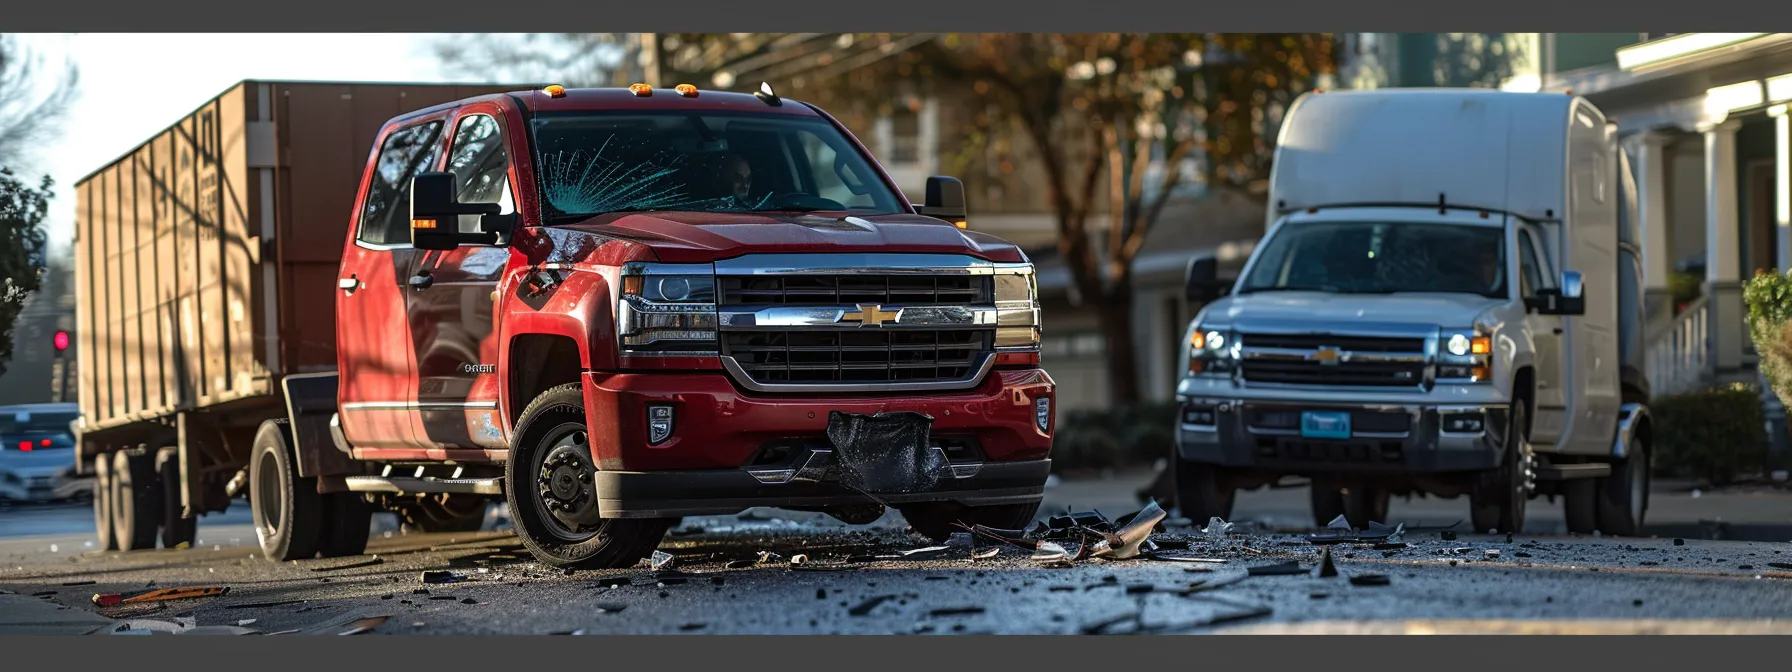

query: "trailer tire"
xmin=111 ymin=451 xmax=160 ymax=551
xmin=898 ymin=502 xmax=1040 ymax=542
xmin=318 ymin=493 xmax=373 ymax=557
xmin=250 ymin=421 xmax=323 ymax=561
xmin=156 ymin=448 xmax=198 ymax=549
xmin=93 ymin=455 xmax=117 ymax=552
xmin=505 ymin=383 xmax=672 ymax=569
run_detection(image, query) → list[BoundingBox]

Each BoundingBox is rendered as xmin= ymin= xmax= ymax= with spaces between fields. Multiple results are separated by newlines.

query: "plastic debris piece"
xmin=1325 ymin=514 xmax=1352 ymax=532
xmin=725 ymin=560 xmax=755 ymax=569
xmin=1350 ymin=574 xmax=1391 ymax=586
xmin=420 ymin=571 xmax=463 ymax=584
xmin=1484 ymin=549 xmax=1502 ymax=559
xmin=1032 ymin=541 xmax=1071 ymax=562
xmin=972 ymin=547 xmax=1000 ymax=560
xmin=1317 ymin=547 xmax=1340 ymax=578
xmin=236 ymin=619 xmax=257 ymax=627
xmin=789 ymin=554 xmax=808 ymax=566
xmin=928 ymin=606 xmax=985 ymax=617
xmin=1103 ymin=500 xmax=1167 ymax=560
xmin=826 ymin=411 xmax=944 ymax=494
xmin=91 ymin=586 xmax=229 ymax=608
xmin=756 ymin=551 xmax=783 ymax=565
xmin=650 ymin=551 xmax=675 ymax=571
xmin=1247 ymin=561 xmax=1305 ymax=576
xmin=1201 ymin=517 xmax=1235 ymax=541
xmin=596 ymin=603 xmax=627 ymax=613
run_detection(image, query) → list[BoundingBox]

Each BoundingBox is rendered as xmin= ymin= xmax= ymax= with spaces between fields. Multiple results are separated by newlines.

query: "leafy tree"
xmin=0 ymin=36 xmax=74 ymax=377
xmin=1 ymin=169 xmax=53 ymax=377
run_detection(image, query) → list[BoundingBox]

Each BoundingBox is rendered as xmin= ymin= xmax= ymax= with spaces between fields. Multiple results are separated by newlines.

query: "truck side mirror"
xmin=1527 ymin=270 xmax=1586 ymax=315
xmin=410 ymin=172 xmax=506 ymax=250
xmin=919 ymin=176 xmax=968 ymax=229
xmin=1185 ymin=257 xmax=1225 ymax=303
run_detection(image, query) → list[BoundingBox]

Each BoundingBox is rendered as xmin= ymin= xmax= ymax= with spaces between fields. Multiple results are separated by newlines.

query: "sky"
xmin=14 ymin=33 xmax=485 ymax=257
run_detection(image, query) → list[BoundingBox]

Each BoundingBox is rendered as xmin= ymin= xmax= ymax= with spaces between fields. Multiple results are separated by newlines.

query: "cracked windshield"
xmin=1240 ymin=221 xmax=1507 ymax=298
xmin=530 ymin=111 xmax=908 ymax=221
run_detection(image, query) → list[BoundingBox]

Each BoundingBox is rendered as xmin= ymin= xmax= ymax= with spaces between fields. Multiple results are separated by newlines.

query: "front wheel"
xmin=1469 ymin=403 xmax=1533 ymax=535
xmin=505 ymin=383 xmax=672 ymax=569
xmin=1596 ymin=431 xmax=1650 ymax=536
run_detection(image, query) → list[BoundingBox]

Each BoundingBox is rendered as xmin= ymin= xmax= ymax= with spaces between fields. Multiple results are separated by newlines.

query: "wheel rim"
xmin=256 ymin=447 xmax=283 ymax=537
xmin=530 ymin=423 xmax=601 ymax=543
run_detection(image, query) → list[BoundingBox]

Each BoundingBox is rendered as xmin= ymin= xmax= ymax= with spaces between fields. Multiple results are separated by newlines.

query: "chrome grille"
xmin=721 ymin=329 xmax=992 ymax=386
xmin=1238 ymin=332 xmax=1430 ymax=388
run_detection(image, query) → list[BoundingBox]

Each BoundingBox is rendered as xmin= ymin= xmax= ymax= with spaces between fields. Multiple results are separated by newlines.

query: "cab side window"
xmin=447 ymin=114 xmax=514 ymax=215
xmin=1518 ymin=229 xmax=1548 ymax=296
xmin=358 ymin=121 xmax=445 ymax=246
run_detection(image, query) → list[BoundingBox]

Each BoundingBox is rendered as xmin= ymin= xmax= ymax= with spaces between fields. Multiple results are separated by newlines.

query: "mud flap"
xmin=824 ymin=411 xmax=944 ymax=495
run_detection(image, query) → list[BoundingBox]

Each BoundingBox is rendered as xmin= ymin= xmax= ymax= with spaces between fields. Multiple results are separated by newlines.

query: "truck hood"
xmin=1203 ymin=291 xmax=1506 ymax=330
xmin=546 ymin=211 xmax=1027 ymax=264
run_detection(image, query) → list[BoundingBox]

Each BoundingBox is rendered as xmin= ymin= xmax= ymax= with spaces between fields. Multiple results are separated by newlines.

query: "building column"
xmin=1774 ymin=105 xmax=1792 ymax=274
xmin=1635 ymin=131 xmax=1676 ymax=327
xmin=1703 ymin=118 xmax=1746 ymax=373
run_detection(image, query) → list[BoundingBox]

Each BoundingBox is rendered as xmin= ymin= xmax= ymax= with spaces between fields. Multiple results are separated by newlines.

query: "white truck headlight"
xmin=1188 ymin=325 xmax=1238 ymax=376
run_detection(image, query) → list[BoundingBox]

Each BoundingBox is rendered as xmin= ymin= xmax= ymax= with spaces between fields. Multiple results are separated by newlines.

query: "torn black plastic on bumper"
xmin=592 ymin=459 xmax=1051 ymax=519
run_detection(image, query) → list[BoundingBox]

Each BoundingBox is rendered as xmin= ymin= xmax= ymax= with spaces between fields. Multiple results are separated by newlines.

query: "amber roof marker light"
xmin=543 ymin=84 xmax=567 ymax=98
xmin=630 ymin=83 xmax=654 ymax=97
xmin=675 ymin=84 xmax=699 ymax=98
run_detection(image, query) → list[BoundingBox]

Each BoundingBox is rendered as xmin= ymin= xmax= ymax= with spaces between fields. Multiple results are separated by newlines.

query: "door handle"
xmin=1554 ymin=328 xmax=1564 ymax=335
xmin=339 ymin=275 xmax=361 ymax=296
xmin=408 ymin=272 xmax=435 ymax=291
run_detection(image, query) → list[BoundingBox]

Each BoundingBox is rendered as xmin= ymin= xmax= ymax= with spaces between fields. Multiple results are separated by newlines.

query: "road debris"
xmin=91 ymin=586 xmax=229 ymax=608
xmin=971 ymin=547 xmax=1001 ymax=560
xmin=848 ymin=595 xmax=895 ymax=617
xmin=1308 ymin=516 xmax=1405 ymax=544
xmin=1349 ymin=574 xmax=1391 ymax=586
xmin=789 ymin=554 xmax=809 ymax=566
xmin=928 ymin=606 xmax=985 ymax=617
xmin=650 ymin=551 xmax=676 ymax=571
xmin=596 ymin=603 xmax=627 ymax=613
xmin=1485 ymin=549 xmax=1502 ymax=559
xmin=1317 ymin=547 xmax=1340 ymax=578
xmin=420 ymin=570 xmax=465 ymax=584
xmin=1201 ymin=517 xmax=1234 ymax=541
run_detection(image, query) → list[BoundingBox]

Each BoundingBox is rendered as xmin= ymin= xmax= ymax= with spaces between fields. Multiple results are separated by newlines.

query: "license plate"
xmin=1300 ymin=411 xmax=1352 ymax=439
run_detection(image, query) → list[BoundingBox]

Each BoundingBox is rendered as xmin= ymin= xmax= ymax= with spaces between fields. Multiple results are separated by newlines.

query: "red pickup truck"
xmin=75 ymin=81 xmax=1053 ymax=569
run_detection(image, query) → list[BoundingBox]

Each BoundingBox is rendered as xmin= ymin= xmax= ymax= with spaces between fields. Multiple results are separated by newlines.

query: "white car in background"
xmin=0 ymin=403 xmax=92 ymax=505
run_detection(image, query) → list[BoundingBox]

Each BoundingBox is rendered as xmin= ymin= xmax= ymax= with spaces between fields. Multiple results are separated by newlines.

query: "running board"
xmin=1534 ymin=463 xmax=1612 ymax=481
xmin=342 ymin=475 xmax=504 ymax=496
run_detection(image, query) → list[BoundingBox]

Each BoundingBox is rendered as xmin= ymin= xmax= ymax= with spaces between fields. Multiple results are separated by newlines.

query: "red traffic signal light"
xmin=53 ymin=330 xmax=69 ymax=352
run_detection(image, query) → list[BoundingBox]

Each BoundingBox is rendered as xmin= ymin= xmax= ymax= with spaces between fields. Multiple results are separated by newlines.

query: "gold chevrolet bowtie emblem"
xmin=841 ymin=304 xmax=899 ymax=326
xmin=1311 ymin=346 xmax=1343 ymax=366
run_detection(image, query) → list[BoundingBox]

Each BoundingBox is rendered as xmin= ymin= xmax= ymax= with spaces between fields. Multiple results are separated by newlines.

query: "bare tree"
xmin=434 ymin=34 xmax=633 ymax=87
xmin=0 ymin=35 xmax=79 ymax=171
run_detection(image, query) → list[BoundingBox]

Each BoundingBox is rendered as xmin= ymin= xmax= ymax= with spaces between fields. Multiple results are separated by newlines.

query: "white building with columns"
xmin=1533 ymin=34 xmax=1792 ymax=402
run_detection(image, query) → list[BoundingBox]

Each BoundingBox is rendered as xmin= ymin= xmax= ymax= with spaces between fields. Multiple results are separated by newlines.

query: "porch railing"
xmin=1645 ymin=295 xmax=1710 ymax=398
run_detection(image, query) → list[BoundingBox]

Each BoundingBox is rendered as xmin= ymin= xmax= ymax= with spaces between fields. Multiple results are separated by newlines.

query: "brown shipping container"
xmin=73 ymin=80 xmax=530 ymax=441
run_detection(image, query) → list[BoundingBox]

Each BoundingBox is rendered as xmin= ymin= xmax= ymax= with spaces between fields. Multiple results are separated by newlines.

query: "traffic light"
xmin=53 ymin=330 xmax=69 ymax=352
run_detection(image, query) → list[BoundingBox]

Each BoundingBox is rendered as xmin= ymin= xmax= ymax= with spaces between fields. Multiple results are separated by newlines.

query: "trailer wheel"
xmin=1596 ymin=431 xmax=1650 ymax=536
xmin=898 ymin=502 xmax=1040 ymax=542
xmin=317 ymin=493 xmax=373 ymax=557
xmin=111 ymin=451 xmax=161 ymax=551
xmin=93 ymin=455 xmax=117 ymax=551
xmin=505 ymin=383 xmax=672 ymax=569
xmin=250 ymin=421 xmax=323 ymax=561
xmin=156 ymin=448 xmax=198 ymax=549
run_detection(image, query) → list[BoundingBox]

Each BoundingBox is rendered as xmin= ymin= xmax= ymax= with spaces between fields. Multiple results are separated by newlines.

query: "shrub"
xmin=1669 ymin=271 xmax=1702 ymax=313
xmin=1745 ymin=269 xmax=1792 ymax=405
xmin=1650 ymin=383 xmax=1767 ymax=485
xmin=1050 ymin=409 xmax=1122 ymax=472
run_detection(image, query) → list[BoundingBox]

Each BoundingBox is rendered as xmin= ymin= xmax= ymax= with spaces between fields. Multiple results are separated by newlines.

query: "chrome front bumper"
xmin=1175 ymin=395 xmax=1511 ymax=474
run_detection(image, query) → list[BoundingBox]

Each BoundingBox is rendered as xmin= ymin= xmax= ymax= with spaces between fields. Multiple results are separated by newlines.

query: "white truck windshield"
xmin=1239 ymin=221 xmax=1507 ymax=299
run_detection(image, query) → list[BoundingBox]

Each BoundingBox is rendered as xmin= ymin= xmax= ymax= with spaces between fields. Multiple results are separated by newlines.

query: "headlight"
xmin=1439 ymin=328 xmax=1492 ymax=383
xmin=620 ymin=264 xmax=719 ymax=353
xmin=994 ymin=265 xmax=1040 ymax=350
xmin=1188 ymin=325 xmax=1237 ymax=376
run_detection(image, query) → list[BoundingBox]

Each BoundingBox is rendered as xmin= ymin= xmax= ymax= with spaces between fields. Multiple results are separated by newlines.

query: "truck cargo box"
xmin=73 ymin=80 xmax=529 ymax=436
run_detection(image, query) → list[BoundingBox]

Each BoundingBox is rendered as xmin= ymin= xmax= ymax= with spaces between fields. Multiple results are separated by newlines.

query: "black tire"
xmin=1596 ymin=431 xmax=1650 ymax=536
xmin=111 ymin=450 xmax=160 ymax=551
xmin=1175 ymin=459 xmax=1236 ymax=523
xmin=398 ymin=497 xmax=488 ymax=533
xmin=1562 ymin=478 xmax=1598 ymax=534
xmin=1344 ymin=487 xmax=1391 ymax=529
xmin=1308 ymin=481 xmax=1346 ymax=528
xmin=505 ymin=383 xmax=673 ymax=569
xmin=250 ymin=421 xmax=324 ymax=561
xmin=899 ymin=501 xmax=1041 ymax=542
xmin=318 ymin=492 xmax=373 ymax=557
xmin=93 ymin=455 xmax=117 ymax=551
xmin=1470 ymin=403 xmax=1532 ymax=535
xmin=156 ymin=449 xmax=198 ymax=549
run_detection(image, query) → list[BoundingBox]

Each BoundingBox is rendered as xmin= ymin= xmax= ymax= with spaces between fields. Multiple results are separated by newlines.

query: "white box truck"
xmin=1175 ymin=88 xmax=1652 ymax=535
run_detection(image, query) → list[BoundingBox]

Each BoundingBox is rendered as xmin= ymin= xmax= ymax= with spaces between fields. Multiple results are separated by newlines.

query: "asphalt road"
xmin=3 ymin=475 xmax=1792 ymax=635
